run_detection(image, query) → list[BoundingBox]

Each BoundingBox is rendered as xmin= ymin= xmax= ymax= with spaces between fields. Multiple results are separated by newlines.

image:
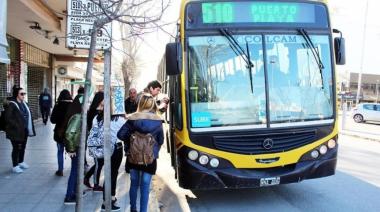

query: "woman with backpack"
xmin=117 ymin=94 xmax=164 ymax=212
xmin=87 ymin=92 xmax=125 ymax=211
xmin=50 ymin=89 xmax=72 ymax=176
xmin=84 ymin=92 xmax=105 ymax=192
xmin=2 ymin=86 xmax=36 ymax=173
xmin=63 ymin=87 xmax=84 ymax=204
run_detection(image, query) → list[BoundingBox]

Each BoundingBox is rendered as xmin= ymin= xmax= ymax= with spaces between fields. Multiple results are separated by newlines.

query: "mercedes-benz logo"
xmin=263 ymin=138 xmax=274 ymax=150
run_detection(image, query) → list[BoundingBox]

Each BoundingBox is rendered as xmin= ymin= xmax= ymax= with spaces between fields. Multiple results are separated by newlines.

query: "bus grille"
xmin=213 ymin=130 xmax=317 ymax=155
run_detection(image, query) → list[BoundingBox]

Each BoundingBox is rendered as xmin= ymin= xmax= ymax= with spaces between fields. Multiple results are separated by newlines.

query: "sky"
xmin=120 ymin=0 xmax=380 ymax=91
xmin=329 ymin=0 xmax=380 ymax=75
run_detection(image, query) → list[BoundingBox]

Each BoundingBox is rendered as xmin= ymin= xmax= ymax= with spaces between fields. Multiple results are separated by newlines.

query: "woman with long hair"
xmin=50 ymin=89 xmax=73 ymax=176
xmin=87 ymin=91 xmax=125 ymax=211
xmin=117 ymin=94 xmax=164 ymax=212
xmin=84 ymin=92 xmax=105 ymax=191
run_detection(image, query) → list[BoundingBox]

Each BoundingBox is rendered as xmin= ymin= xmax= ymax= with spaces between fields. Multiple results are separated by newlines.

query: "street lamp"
xmin=356 ymin=0 xmax=370 ymax=106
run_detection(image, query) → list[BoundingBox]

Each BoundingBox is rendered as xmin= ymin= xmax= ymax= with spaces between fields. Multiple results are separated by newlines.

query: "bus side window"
xmin=173 ymin=75 xmax=183 ymax=130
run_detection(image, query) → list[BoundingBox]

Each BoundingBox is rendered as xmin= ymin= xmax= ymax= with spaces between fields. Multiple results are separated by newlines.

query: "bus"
xmin=158 ymin=0 xmax=346 ymax=190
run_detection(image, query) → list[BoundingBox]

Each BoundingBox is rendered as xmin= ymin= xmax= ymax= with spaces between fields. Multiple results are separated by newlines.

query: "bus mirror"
xmin=166 ymin=43 xmax=182 ymax=76
xmin=333 ymin=29 xmax=346 ymax=65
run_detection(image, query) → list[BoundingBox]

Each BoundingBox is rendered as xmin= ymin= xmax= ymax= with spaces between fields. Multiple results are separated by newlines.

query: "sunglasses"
xmin=20 ymin=92 xmax=27 ymax=96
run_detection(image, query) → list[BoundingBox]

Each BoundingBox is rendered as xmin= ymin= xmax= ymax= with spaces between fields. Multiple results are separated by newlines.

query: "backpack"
xmin=87 ymin=119 xmax=115 ymax=158
xmin=127 ymin=131 xmax=156 ymax=165
xmin=64 ymin=114 xmax=82 ymax=152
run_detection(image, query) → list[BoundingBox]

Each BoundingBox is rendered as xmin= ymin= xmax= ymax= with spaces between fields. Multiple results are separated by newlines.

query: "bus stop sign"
xmin=66 ymin=0 xmax=112 ymax=50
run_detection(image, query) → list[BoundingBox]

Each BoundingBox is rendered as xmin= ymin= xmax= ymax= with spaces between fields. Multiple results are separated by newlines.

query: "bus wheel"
xmin=354 ymin=114 xmax=363 ymax=123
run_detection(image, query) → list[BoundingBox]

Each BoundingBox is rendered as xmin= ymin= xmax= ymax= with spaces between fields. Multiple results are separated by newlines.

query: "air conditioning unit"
xmin=57 ymin=66 xmax=67 ymax=75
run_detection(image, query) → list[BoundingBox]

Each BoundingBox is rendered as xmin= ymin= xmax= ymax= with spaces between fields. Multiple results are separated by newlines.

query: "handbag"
xmin=87 ymin=117 xmax=115 ymax=158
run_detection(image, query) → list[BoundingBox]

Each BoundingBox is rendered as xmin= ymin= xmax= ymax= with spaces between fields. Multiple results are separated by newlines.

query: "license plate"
xmin=260 ymin=177 xmax=281 ymax=187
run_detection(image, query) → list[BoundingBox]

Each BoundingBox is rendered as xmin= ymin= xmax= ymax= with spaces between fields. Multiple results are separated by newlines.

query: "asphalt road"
xmin=154 ymin=134 xmax=380 ymax=212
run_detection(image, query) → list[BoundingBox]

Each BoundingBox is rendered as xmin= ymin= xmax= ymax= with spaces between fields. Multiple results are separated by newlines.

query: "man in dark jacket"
xmin=3 ymin=86 xmax=36 ymax=173
xmin=125 ymin=88 xmax=138 ymax=114
xmin=39 ymin=88 xmax=52 ymax=125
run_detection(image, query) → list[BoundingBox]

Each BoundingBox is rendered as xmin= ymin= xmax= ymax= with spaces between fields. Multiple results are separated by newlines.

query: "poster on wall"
xmin=20 ymin=61 xmax=28 ymax=101
xmin=111 ymin=86 xmax=125 ymax=115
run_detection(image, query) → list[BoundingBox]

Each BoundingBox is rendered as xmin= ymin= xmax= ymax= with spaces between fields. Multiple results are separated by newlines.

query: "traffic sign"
xmin=66 ymin=0 xmax=112 ymax=50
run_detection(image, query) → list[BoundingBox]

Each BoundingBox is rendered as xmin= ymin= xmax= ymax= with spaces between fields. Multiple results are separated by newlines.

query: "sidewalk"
xmin=340 ymin=129 xmax=380 ymax=142
xmin=0 ymin=123 xmax=159 ymax=212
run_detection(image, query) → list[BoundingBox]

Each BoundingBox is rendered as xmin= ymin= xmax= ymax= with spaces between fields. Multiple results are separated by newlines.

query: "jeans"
xmin=10 ymin=138 xmax=28 ymax=167
xmin=66 ymin=154 xmax=78 ymax=199
xmin=103 ymin=144 xmax=123 ymax=200
xmin=129 ymin=169 xmax=152 ymax=212
xmin=57 ymin=143 xmax=64 ymax=172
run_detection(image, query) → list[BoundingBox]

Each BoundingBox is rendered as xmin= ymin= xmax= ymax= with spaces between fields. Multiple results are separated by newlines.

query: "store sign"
xmin=66 ymin=0 xmax=112 ymax=50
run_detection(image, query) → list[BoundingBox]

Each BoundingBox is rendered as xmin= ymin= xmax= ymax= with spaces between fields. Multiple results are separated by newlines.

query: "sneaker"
xmin=84 ymin=178 xmax=93 ymax=188
xmin=12 ymin=166 xmax=23 ymax=173
xmin=18 ymin=162 xmax=29 ymax=169
xmin=64 ymin=197 xmax=76 ymax=205
xmin=93 ymin=185 xmax=104 ymax=192
xmin=55 ymin=170 xmax=63 ymax=176
xmin=101 ymin=202 xmax=121 ymax=211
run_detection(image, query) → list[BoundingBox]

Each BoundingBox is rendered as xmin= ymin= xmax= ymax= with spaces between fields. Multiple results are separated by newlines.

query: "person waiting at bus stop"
xmin=2 ymin=86 xmax=36 ymax=173
xmin=117 ymin=94 xmax=164 ymax=212
xmin=63 ymin=87 xmax=84 ymax=204
xmin=125 ymin=88 xmax=138 ymax=114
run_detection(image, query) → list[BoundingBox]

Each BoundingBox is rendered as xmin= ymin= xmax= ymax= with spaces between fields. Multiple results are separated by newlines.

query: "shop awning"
xmin=0 ymin=45 xmax=10 ymax=64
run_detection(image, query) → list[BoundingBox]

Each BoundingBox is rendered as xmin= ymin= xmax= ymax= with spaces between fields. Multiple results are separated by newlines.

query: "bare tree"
xmin=120 ymin=23 xmax=142 ymax=93
xmin=66 ymin=1 xmax=171 ymax=211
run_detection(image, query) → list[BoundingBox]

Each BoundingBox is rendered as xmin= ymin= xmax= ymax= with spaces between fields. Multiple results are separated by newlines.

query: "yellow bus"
xmin=158 ymin=0 xmax=346 ymax=189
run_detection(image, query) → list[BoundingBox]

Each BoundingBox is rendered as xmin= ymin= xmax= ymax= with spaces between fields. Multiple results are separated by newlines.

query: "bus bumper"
xmin=177 ymin=147 xmax=337 ymax=190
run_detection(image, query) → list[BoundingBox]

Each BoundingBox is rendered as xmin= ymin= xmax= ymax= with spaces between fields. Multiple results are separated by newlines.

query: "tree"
xmin=66 ymin=1 xmax=170 ymax=211
xmin=120 ymin=23 xmax=141 ymax=93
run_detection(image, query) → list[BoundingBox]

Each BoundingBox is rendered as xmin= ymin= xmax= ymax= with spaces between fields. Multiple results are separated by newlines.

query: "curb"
xmin=339 ymin=131 xmax=380 ymax=142
xmin=149 ymin=183 xmax=160 ymax=212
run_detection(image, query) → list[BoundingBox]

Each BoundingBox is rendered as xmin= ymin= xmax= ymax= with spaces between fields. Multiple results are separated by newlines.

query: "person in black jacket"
xmin=39 ymin=88 xmax=52 ymax=125
xmin=125 ymin=88 xmax=138 ymax=114
xmin=63 ymin=87 xmax=84 ymax=205
xmin=50 ymin=89 xmax=72 ymax=176
xmin=117 ymin=94 xmax=164 ymax=212
xmin=3 ymin=86 xmax=36 ymax=173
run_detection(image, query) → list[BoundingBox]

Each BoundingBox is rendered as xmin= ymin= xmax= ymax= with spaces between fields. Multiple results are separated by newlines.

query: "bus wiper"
xmin=219 ymin=28 xmax=255 ymax=93
xmin=297 ymin=28 xmax=325 ymax=89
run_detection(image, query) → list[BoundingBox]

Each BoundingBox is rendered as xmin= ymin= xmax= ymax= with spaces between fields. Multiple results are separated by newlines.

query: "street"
xmin=154 ymin=134 xmax=380 ymax=212
xmin=340 ymin=112 xmax=380 ymax=137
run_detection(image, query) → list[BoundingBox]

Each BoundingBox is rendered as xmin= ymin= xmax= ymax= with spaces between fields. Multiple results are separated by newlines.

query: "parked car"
xmin=352 ymin=103 xmax=380 ymax=123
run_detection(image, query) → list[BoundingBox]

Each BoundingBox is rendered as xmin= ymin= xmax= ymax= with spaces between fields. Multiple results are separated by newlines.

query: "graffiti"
xmin=112 ymin=86 xmax=125 ymax=115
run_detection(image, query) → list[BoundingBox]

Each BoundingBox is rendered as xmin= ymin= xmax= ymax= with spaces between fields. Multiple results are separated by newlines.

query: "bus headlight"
xmin=188 ymin=150 xmax=199 ymax=161
xmin=209 ymin=158 xmax=220 ymax=168
xmin=199 ymin=155 xmax=209 ymax=165
xmin=311 ymin=150 xmax=319 ymax=159
xmin=328 ymin=139 xmax=336 ymax=149
xmin=319 ymin=145 xmax=328 ymax=155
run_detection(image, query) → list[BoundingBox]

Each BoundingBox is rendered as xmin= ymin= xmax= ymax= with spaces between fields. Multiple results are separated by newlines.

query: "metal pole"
xmin=76 ymin=26 xmax=98 ymax=212
xmin=103 ymin=49 xmax=112 ymax=212
xmin=356 ymin=0 xmax=369 ymax=106
xmin=376 ymin=80 xmax=379 ymax=103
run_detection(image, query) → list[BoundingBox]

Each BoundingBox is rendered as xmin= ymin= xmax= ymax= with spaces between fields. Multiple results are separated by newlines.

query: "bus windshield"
xmin=188 ymin=34 xmax=333 ymax=129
